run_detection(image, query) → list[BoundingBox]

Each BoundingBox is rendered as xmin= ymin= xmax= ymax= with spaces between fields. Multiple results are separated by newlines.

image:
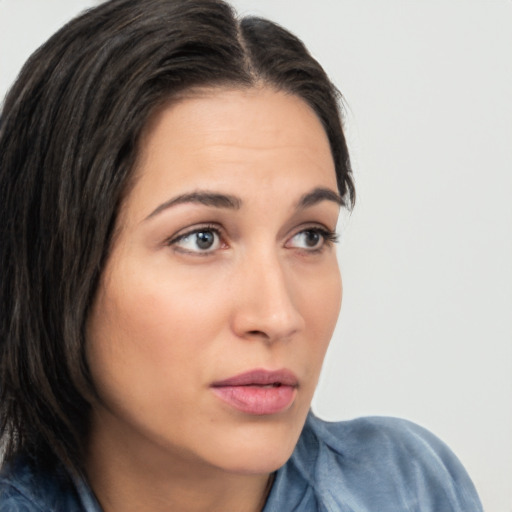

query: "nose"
xmin=230 ymin=251 xmax=305 ymax=343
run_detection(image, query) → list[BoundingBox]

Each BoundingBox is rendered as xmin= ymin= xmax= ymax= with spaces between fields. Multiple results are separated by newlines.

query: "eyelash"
xmin=166 ymin=224 xmax=224 ymax=256
xmin=166 ymin=224 xmax=339 ymax=255
xmin=301 ymin=228 xmax=339 ymax=252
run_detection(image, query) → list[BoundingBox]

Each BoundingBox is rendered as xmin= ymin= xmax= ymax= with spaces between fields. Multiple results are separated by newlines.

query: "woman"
xmin=0 ymin=0 xmax=483 ymax=510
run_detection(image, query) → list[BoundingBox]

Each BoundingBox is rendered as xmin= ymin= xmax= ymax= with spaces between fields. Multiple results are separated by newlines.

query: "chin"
xmin=204 ymin=413 xmax=306 ymax=475
xmin=216 ymin=444 xmax=295 ymax=476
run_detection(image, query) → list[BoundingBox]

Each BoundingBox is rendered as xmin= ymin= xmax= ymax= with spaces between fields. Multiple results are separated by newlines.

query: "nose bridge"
xmin=232 ymin=244 xmax=304 ymax=341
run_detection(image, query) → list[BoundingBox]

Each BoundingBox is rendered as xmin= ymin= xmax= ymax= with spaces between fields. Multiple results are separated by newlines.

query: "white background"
xmin=1 ymin=1 xmax=510 ymax=511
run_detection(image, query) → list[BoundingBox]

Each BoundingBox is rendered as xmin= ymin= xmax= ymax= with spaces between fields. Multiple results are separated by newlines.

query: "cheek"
xmin=304 ymin=261 xmax=341 ymax=334
xmin=86 ymin=264 xmax=228 ymax=398
xmin=295 ymin=262 xmax=342 ymax=380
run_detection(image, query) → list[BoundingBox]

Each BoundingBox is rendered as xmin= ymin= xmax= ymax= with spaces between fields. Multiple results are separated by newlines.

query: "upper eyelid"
xmin=166 ymin=226 xmax=224 ymax=256
xmin=167 ymin=223 xmax=223 ymax=244
xmin=287 ymin=222 xmax=337 ymax=238
xmin=287 ymin=226 xmax=338 ymax=246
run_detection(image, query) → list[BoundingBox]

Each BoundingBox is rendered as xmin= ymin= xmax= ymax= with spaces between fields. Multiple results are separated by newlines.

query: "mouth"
xmin=211 ymin=369 xmax=298 ymax=415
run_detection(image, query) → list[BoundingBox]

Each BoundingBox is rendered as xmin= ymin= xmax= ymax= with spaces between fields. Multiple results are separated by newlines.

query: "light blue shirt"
xmin=0 ymin=413 xmax=483 ymax=511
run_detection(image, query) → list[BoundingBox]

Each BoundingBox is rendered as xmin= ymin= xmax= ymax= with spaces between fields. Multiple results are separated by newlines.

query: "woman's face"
xmin=86 ymin=87 xmax=342 ymax=476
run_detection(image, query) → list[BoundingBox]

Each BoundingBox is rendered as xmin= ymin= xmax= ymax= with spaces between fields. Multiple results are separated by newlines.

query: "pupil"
xmin=305 ymin=231 xmax=320 ymax=247
xmin=196 ymin=231 xmax=214 ymax=249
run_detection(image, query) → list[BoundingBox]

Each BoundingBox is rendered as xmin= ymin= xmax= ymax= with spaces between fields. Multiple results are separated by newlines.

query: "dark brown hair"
xmin=0 ymin=0 xmax=354 ymax=474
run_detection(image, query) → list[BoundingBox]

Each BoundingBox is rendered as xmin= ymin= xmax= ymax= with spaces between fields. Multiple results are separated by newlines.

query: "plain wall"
xmin=1 ymin=1 xmax=511 ymax=511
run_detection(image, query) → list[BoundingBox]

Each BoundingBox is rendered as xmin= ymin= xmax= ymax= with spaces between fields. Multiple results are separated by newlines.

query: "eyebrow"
xmin=145 ymin=186 xmax=342 ymax=221
xmin=145 ymin=191 xmax=241 ymax=220
xmin=296 ymin=187 xmax=343 ymax=209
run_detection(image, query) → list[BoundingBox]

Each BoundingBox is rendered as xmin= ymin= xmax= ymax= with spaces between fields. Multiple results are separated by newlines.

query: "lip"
xmin=211 ymin=369 xmax=298 ymax=415
xmin=212 ymin=368 xmax=299 ymax=388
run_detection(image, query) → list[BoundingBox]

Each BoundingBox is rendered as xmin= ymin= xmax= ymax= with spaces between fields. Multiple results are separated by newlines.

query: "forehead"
xmin=126 ymin=87 xmax=336 ymax=219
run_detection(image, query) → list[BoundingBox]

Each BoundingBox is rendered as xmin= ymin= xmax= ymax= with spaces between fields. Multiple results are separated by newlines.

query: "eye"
xmin=169 ymin=227 xmax=223 ymax=254
xmin=287 ymin=228 xmax=338 ymax=251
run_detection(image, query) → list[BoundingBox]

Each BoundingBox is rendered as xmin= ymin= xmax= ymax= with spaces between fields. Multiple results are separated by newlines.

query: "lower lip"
xmin=211 ymin=385 xmax=296 ymax=415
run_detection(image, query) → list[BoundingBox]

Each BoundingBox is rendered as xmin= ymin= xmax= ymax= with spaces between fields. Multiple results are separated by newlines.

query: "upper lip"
xmin=211 ymin=368 xmax=299 ymax=388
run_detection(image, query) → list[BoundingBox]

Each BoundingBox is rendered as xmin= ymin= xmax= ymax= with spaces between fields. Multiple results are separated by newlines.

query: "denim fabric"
xmin=0 ymin=413 xmax=483 ymax=511
xmin=263 ymin=414 xmax=483 ymax=511
xmin=0 ymin=454 xmax=98 ymax=511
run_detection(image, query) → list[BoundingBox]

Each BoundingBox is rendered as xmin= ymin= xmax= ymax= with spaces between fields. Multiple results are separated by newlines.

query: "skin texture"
xmin=85 ymin=87 xmax=342 ymax=512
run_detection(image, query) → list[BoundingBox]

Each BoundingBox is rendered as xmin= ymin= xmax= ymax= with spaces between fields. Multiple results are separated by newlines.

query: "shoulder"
xmin=0 ymin=455 xmax=86 ymax=512
xmin=286 ymin=413 xmax=483 ymax=511
xmin=306 ymin=414 xmax=463 ymax=470
xmin=0 ymin=483 xmax=42 ymax=512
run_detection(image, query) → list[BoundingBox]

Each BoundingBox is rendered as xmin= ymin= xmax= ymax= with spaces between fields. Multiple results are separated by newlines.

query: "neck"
xmin=85 ymin=412 xmax=275 ymax=512
xmin=88 ymin=466 xmax=273 ymax=512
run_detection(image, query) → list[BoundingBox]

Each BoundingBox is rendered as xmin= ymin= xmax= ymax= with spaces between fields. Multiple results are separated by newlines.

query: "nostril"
xmin=247 ymin=330 xmax=268 ymax=337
